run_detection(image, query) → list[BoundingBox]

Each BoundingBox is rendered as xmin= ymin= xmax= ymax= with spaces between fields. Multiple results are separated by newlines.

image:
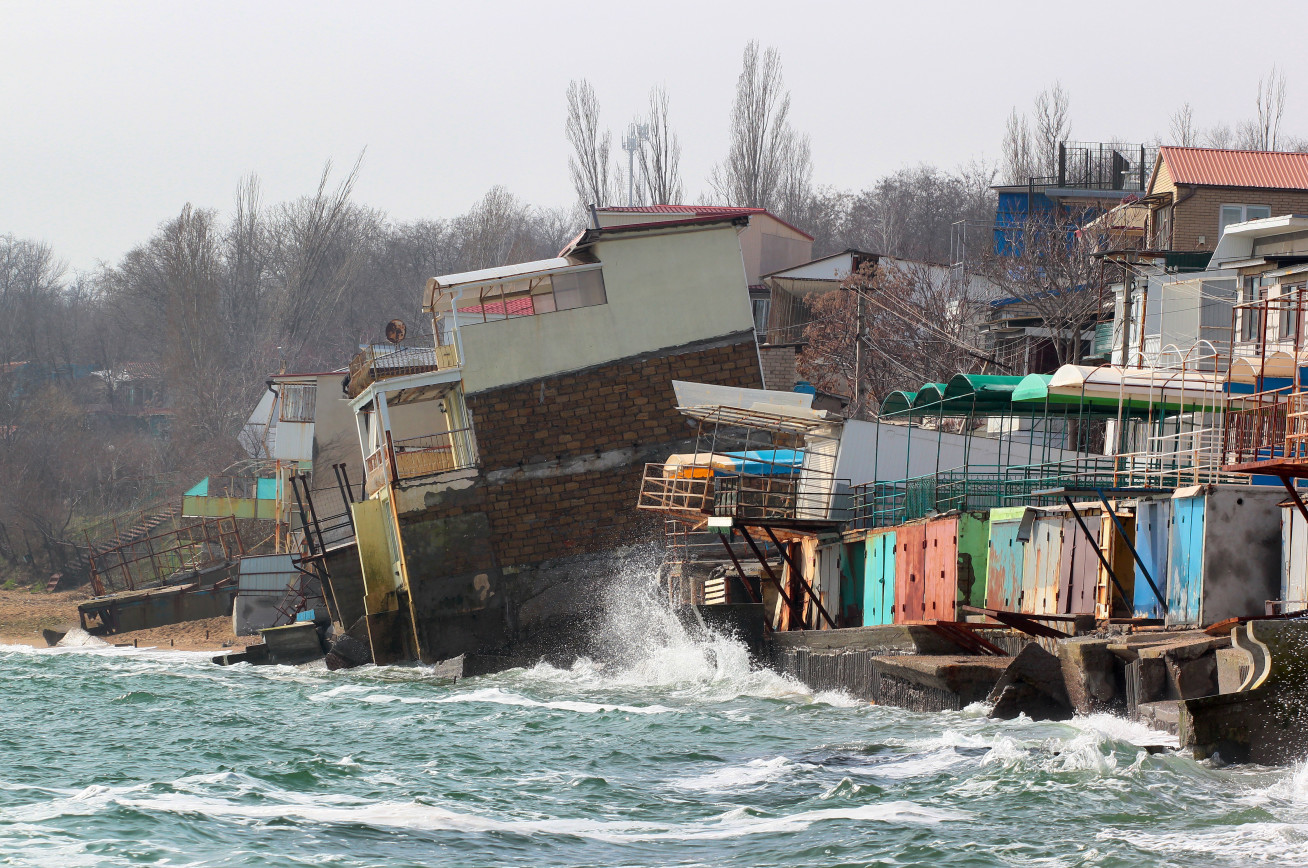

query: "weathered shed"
xmin=1133 ymin=497 xmax=1171 ymax=619
xmin=1166 ymin=484 xmax=1282 ymax=626
xmin=921 ymin=512 xmax=989 ymax=622
xmin=986 ymin=506 xmax=1031 ymax=612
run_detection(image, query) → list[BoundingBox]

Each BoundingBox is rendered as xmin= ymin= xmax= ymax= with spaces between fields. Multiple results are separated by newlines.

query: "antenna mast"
xmin=622 ymin=123 xmax=650 ymax=206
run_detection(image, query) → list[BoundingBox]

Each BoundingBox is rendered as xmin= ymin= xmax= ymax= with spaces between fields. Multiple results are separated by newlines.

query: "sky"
xmin=5 ymin=0 xmax=1308 ymax=273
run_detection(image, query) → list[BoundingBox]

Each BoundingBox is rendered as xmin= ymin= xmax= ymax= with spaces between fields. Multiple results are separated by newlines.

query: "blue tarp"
xmin=719 ymin=449 xmax=804 ymax=476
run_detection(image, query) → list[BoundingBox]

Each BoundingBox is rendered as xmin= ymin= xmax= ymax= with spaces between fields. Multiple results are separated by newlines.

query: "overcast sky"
xmin=5 ymin=0 xmax=1308 ymax=273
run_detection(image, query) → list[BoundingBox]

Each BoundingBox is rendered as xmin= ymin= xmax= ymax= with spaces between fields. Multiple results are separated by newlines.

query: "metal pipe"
xmin=761 ymin=526 xmax=837 ymax=630
xmin=1063 ymin=496 xmax=1129 ymax=607
xmin=1095 ymin=489 xmax=1166 ymax=613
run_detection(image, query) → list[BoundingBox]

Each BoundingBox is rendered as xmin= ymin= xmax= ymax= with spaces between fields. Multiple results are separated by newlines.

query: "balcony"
xmin=347 ymin=343 xmax=460 ymax=400
xmin=363 ymin=426 xmax=478 ymax=495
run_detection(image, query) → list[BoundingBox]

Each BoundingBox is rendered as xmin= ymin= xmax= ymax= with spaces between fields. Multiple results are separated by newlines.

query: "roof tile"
xmin=1160 ymin=146 xmax=1308 ymax=191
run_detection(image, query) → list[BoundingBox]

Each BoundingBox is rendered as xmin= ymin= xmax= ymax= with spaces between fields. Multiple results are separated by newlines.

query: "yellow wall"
xmin=457 ymin=224 xmax=755 ymax=393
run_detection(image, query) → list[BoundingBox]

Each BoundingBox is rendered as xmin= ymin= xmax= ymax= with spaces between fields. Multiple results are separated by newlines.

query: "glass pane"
xmin=552 ymin=269 xmax=606 ymax=310
xmin=1247 ymin=205 xmax=1271 ymax=221
xmin=1220 ymin=205 xmax=1242 ymax=233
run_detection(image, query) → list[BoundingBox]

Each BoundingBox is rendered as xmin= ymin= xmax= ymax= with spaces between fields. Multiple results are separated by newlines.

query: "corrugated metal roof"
xmin=1160 ymin=146 xmax=1308 ymax=191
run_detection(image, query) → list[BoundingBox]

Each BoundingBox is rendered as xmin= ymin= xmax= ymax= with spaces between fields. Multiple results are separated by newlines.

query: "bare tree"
xmin=1033 ymin=82 xmax=1071 ymax=177
xmin=566 ymin=79 xmax=615 ymax=208
xmin=1169 ymin=103 xmax=1197 ymax=146
xmin=637 ymin=86 xmax=683 ymax=205
xmin=973 ymin=211 xmax=1110 ymax=371
xmin=710 ymin=40 xmax=810 ymax=214
xmin=1002 ymin=107 xmax=1035 ymax=184
xmin=1206 ymin=122 xmax=1234 ymax=149
xmin=798 ymin=260 xmax=987 ymax=418
xmin=1254 ymin=64 xmax=1288 ymax=150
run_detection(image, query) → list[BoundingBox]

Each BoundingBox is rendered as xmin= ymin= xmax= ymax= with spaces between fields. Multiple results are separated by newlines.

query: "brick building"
xmin=1145 ymin=147 xmax=1308 ymax=253
xmin=337 ymin=215 xmax=765 ymax=667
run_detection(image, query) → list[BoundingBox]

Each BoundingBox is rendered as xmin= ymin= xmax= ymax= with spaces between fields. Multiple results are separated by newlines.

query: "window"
xmin=1240 ymin=276 xmax=1268 ymax=343
xmin=457 ymin=267 xmax=607 ymax=323
xmin=279 ymin=384 xmax=317 ymax=423
xmin=1152 ymin=205 xmax=1172 ymax=249
xmin=1221 ymin=204 xmax=1272 ymax=237
xmin=751 ymin=297 xmax=771 ymax=337
xmin=551 ymin=268 xmax=607 ymax=310
xmin=1281 ymin=282 xmax=1306 ymax=343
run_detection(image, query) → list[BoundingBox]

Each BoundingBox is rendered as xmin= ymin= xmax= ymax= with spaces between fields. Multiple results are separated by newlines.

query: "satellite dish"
xmin=385 ymin=319 xmax=406 ymax=345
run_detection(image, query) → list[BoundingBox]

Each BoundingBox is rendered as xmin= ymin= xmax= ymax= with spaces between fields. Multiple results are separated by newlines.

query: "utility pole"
xmin=854 ymin=288 xmax=864 ymax=417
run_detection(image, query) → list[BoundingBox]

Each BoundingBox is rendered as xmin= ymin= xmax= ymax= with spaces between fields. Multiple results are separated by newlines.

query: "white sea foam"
xmin=671 ymin=756 xmax=802 ymax=792
xmin=108 ymin=790 xmax=959 ymax=842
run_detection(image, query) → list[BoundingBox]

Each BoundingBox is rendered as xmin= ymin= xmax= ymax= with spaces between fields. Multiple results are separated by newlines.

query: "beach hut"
xmin=1281 ymin=504 xmax=1308 ymax=614
xmin=1166 ymin=485 xmax=1283 ymax=627
xmin=1132 ymin=497 xmax=1171 ymax=619
xmin=894 ymin=520 xmax=928 ymax=622
xmin=862 ymin=529 xmax=897 ymax=626
xmin=920 ymin=512 xmax=990 ymax=621
xmin=986 ymin=506 xmax=1031 ymax=612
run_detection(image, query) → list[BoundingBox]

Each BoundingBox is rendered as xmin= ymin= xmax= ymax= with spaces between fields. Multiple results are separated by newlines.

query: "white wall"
xmin=834 ymin=419 xmax=1086 ymax=486
xmin=457 ymin=224 xmax=754 ymax=393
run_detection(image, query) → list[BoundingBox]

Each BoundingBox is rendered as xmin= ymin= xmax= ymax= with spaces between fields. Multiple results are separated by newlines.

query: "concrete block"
xmin=1216 ymin=646 xmax=1253 ymax=694
xmin=1057 ymin=637 xmax=1120 ymax=714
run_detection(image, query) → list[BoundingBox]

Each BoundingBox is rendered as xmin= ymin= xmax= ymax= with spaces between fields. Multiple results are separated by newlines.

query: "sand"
xmin=0 ymin=588 xmax=241 ymax=653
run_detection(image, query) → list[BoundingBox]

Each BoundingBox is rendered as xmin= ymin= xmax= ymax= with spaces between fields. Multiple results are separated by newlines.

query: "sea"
xmin=3 ymin=577 xmax=1308 ymax=867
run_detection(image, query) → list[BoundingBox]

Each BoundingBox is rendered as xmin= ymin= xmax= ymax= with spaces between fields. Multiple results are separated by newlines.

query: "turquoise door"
xmin=1167 ymin=496 xmax=1204 ymax=626
xmin=863 ymin=531 xmax=897 ymax=626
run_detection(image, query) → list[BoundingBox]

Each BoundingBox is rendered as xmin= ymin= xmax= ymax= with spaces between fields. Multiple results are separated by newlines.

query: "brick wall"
xmin=400 ymin=334 xmax=763 ymax=569
xmin=465 ymin=335 xmax=763 ymax=471
xmin=759 ymin=345 xmax=797 ymax=390
xmin=1162 ymin=187 xmax=1308 ymax=251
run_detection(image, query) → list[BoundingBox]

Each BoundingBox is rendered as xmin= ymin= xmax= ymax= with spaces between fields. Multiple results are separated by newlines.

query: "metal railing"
xmin=347 ymin=343 xmax=460 ymax=399
xmin=850 ymin=458 xmax=1121 ymax=530
xmin=1027 ymin=142 xmax=1155 ymax=192
xmin=638 ymin=465 xmax=714 ymax=515
xmin=363 ymin=426 xmax=478 ymax=495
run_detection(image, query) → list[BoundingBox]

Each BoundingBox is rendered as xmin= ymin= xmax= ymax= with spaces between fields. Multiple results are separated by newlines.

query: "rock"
xmin=988 ymin=644 xmax=1073 ymax=721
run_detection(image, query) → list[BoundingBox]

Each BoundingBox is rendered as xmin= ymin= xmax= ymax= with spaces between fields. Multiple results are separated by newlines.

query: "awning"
xmin=1012 ymin=365 xmax=1224 ymax=413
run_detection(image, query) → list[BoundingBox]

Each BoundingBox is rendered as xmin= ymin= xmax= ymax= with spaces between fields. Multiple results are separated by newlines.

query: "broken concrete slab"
xmin=987 ymin=643 xmax=1073 ymax=721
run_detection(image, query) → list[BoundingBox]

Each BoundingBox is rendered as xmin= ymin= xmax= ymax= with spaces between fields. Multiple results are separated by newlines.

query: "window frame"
xmin=1220 ymin=203 xmax=1272 ymax=237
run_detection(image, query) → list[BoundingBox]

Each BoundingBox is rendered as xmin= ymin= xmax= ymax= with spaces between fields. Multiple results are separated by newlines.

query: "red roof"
xmin=599 ymin=204 xmax=814 ymax=240
xmin=1159 ymin=146 xmax=1308 ymax=191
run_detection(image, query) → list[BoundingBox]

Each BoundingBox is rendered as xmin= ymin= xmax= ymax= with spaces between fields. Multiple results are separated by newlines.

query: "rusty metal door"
xmin=1063 ymin=511 xmax=1101 ymax=615
xmin=987 ymin=516 xmax=1025 ymax=611
xmin=895 ymin=522 xmax=927 ymax=622
xmin=924 ymin=517 xmax=958 ymax=622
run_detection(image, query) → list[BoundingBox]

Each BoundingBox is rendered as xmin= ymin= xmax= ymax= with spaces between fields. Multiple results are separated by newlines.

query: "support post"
xmin=761 ymin=527 xmax=837 ymax=629
xmin=1277 ymin=473 xmax=1308 ymax=525
xmin=736 ymin=526 xmax=799 ymax=623
xmin=717 ymin=535 xmax=773 ymax=635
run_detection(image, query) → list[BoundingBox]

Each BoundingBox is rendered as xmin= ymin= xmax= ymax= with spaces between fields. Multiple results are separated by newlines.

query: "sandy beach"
xmin=0 ymin=588 xmax=240 ymax=652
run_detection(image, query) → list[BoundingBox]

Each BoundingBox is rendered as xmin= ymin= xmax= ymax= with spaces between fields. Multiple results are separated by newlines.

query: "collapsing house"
xmin=328 ymin=213 xmax=767 ymax=669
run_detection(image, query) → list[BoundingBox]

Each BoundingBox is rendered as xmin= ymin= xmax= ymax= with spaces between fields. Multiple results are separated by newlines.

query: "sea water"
xmin=3 ymin=576 xmax=1308 ymax=866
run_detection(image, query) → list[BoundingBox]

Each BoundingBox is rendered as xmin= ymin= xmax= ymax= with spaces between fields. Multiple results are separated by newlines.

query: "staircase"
xmin=83 ymin=503 xmax=181 ymax=594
